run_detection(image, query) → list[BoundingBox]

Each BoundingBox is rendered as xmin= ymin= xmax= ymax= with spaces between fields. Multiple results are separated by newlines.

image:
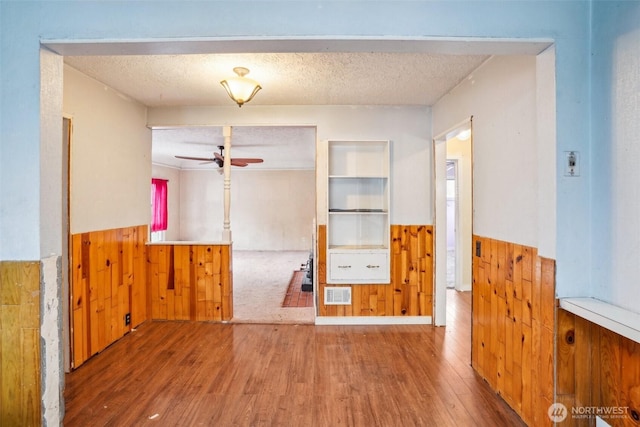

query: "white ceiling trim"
xmin=44 ymin=36 xmax=553 ymax=56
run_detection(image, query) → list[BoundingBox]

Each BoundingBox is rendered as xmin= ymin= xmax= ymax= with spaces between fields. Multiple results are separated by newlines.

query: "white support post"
xmin=222 ymin=126 xmax=232 ymax=242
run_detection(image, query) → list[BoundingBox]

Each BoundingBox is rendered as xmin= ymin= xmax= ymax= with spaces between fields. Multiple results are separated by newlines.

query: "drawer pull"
xmin=367 ymin=265 xmax=380 ymax=269
xmin=338 ymin=265 xmax=351 ymax=269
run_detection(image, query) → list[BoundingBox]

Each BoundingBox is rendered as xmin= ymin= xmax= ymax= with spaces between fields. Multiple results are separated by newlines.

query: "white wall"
xmin=433 ymin=55 xmax=539 ymax=249
xmin=151 ymin=164 xmax=181 ymax=241
xmin=180 ymin=169 xmax=315 ymax=250
xmin=64 ymin=65 xmax=151 ymax=234
xmin=148 ymin=105 xmax=433 ymax=226
xmin=536 ymin=46 xmax=557 ymax=260
xmin=590 ymin=2 xmax=640 ymax=312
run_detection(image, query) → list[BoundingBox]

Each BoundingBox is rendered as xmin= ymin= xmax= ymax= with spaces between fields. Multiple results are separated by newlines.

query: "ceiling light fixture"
xmin=220 ymin=67 xmax=262 ymax=107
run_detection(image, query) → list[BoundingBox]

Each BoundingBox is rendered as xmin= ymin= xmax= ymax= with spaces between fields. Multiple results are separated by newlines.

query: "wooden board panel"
xmin=316 ymin=225 xmax=433 ymax=317
xmin=147 ymin=244 xmax=233 ymax=323
xmin=0 ymin=261 xmax=41 ymax=424
xmin=556 ymin=309 xmax=576 ymax=395
xmin=70 ymin=225 xmax=148 ymax=368
xmin=556 ymin=308 xmax=640 ymax=426
xmin=621 ymin=336 xmax=640 ymax=426
xmin=573 ymin=315 xmax=592 ymax=411
xmin=471 ymin=235 xmax=555 ymax=427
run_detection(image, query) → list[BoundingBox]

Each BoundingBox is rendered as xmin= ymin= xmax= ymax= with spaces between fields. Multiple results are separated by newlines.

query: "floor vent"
xmin=324 ymin=287 xmax=352 ymax=305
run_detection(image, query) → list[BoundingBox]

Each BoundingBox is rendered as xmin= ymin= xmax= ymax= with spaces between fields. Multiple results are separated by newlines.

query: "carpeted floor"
xmin=231 ymin=251 xmax=315 ymax=324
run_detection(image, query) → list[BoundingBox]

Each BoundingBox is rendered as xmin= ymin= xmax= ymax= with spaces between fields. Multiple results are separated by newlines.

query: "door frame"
xmin=445 ymin=158 xmax=460 ymax=289
xmin=433 ymin=117 xmax=473 ymax=326
xmin=63 ymin=115 xmax=72 ymax=372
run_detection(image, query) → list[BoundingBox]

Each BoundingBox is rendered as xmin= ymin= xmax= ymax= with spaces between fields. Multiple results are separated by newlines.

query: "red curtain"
xmin=151 ymin=178 xmax=168 ymax=232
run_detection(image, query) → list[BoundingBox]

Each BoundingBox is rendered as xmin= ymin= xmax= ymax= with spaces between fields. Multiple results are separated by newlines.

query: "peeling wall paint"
xmin=41 ymin=255 xmax=63 ymax=426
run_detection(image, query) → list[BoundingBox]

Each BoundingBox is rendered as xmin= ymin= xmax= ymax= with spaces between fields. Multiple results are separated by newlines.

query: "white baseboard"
xmin=315 ymin=316 xmax=432 ymax=326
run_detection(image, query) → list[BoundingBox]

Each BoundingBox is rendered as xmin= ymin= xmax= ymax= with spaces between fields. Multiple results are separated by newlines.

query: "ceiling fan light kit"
xmin=220 ymin=67 xmax=262 ymax=107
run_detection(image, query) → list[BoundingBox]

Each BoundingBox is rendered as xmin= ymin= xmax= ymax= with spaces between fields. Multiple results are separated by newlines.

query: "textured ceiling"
xmin=65 ymin=52 xmax=490 ymax=107
xmin=64 ymin=52 xmax=490 ymax=169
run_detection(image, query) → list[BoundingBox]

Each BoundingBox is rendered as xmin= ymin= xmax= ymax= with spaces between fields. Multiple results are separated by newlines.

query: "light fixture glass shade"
xmin=220 ymin=67 xmax=262 ymax=107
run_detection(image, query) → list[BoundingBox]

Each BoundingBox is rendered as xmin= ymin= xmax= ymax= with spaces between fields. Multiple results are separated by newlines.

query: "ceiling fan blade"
xmin=230 ymin=159 xmax=249 ymax=167
xmin=211 ymin=150 xmax=262 ymax=167
xmin=232 ymin=157 xmax=264 ymax=164
xmin=175 ymin=155 xmax=216 ymax=162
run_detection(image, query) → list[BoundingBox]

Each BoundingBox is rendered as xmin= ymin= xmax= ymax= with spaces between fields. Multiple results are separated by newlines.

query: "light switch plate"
xmin=565 ymin=151 xmax=580 ymax=177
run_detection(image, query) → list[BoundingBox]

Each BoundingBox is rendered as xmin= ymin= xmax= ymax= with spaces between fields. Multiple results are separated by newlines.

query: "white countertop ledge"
xmin=146 ymin=241 xmax=232 ymax=246
xmin=559 ymin=297 xmax=640 ymax=345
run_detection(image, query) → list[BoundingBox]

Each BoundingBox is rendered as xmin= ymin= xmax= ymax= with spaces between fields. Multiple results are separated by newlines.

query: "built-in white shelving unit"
xmin=327 ymin=140 xmax=390 ymax=284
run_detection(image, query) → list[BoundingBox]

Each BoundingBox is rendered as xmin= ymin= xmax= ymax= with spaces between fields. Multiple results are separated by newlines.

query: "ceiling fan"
xmin=175 ymin=145 xmax=264 ymax=167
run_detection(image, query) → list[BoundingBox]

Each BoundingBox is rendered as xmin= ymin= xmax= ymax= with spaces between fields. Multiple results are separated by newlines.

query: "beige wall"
xmin=64 ymin=65 xmax=151 ymax=234
xmin=180 ymin=169 xmax=315 ymax=250
xmin=148 ymin=105 xmax=433 ymax=226
xmin=433 ymin=55 xmax=542 ymax=250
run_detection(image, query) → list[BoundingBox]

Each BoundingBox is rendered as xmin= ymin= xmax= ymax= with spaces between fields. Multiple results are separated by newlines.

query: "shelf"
xmin=329 ymin=175 xmax=388 ymax=179
xmin=328 ymin=245 xmax=388 ymax=250
xmin=326 ymin=140 xmax=390 ymax=284
xmin=328 ymin=212 xmax=388 ymax=248
xmin=559 ymin=297 xmax=640 ymax=345
xmin=328 ymin=140 xmax=389 ymax=177
xmin=329 ymin=209 xmax=387 ymax=213
xmin=328 ymin=176 xmax=388 ymax=213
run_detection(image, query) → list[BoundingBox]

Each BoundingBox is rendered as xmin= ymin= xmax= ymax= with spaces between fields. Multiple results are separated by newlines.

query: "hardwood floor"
xmin=63 ymin=290 xmax=525 ymax=426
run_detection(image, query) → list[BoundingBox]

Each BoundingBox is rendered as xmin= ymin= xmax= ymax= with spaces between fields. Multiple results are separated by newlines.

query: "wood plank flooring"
xmin=63 ymin=290 xmax=525 ymax=426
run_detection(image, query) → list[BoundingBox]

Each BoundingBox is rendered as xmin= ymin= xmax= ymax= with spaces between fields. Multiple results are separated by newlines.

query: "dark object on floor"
xmin=282 ymin=270 xmax=313 ymax=307
xmin=301 ymin=252 xmax=313 ymax=292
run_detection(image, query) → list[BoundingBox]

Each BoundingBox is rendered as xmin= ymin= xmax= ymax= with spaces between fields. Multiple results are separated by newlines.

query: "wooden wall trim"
xmin=472 ymin=235 xmax=555 ymax=426
xmin=556 ymin=308 xmax=640 ymax=426
xmin=70 ymin=225 xmax=148 ymax=368
xmin=317 ymin=225 xmax=433 ymax=317
xmin=0 ymin=261 xmax=41 ymax=424
xmin=147 ymin=244 xmax=233 ymax=322
xmin=70 ymin=227 xmax=234 ymax=368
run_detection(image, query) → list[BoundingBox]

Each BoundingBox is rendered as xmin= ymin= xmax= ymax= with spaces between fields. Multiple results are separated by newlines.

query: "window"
xmin=151 ymin=178 xmax=168 ymax=235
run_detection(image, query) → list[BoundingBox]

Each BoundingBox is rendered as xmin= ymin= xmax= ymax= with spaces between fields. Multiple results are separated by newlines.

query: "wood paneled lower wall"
xmin=0 ymin=261 xmax=41 ymax=425
xmin=70 ymin=225 xmax=148 ymax=368
xmin=146 ymin=244 xmax=233 ymax=322
xmin=556 ymin=309 xmax=640 ymax=427
xmin=316 ymin=225 xmax=433 ymax=317
xmin=472 ymin=235 xmax=555 ymax=426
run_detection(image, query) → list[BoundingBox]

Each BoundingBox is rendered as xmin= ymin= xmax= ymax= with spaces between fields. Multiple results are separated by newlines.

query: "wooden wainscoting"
xmin=316 ymin=225 xmax=433 ymax=317
xmin=472 ymin=235 xmax=555 ymax=426
xmin=147 ymin=244 xmax=232 ymax=322
xmin=556 ymin=309 xmax=640 ymax=427
xmin=70 ymin=225 xmax=148 ymax=368
xmin=0 ymin=261 xmax=41 ymax=425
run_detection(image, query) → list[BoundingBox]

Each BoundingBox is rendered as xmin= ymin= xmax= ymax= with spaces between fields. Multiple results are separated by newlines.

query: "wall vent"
xmin=324 ymin=287 xmax=352 ymax=305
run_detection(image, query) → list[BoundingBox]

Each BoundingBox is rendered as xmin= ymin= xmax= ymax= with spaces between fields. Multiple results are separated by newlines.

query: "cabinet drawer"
xmin=328 ymin=252 xmax=389 ymax=283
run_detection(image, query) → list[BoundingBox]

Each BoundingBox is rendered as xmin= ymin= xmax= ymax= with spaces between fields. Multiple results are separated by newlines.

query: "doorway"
xmin=149 ymin=125 xmax=317 ymax=324
xmin=446 ymin=133 xmax=473 ymax=293
xmin=446 ymin=160 xmax=456 ymax=289
xmin=63 ymin=116 xmax=72 ymax=373
xmin=434 ymin=120 xmax=473 ymax=326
